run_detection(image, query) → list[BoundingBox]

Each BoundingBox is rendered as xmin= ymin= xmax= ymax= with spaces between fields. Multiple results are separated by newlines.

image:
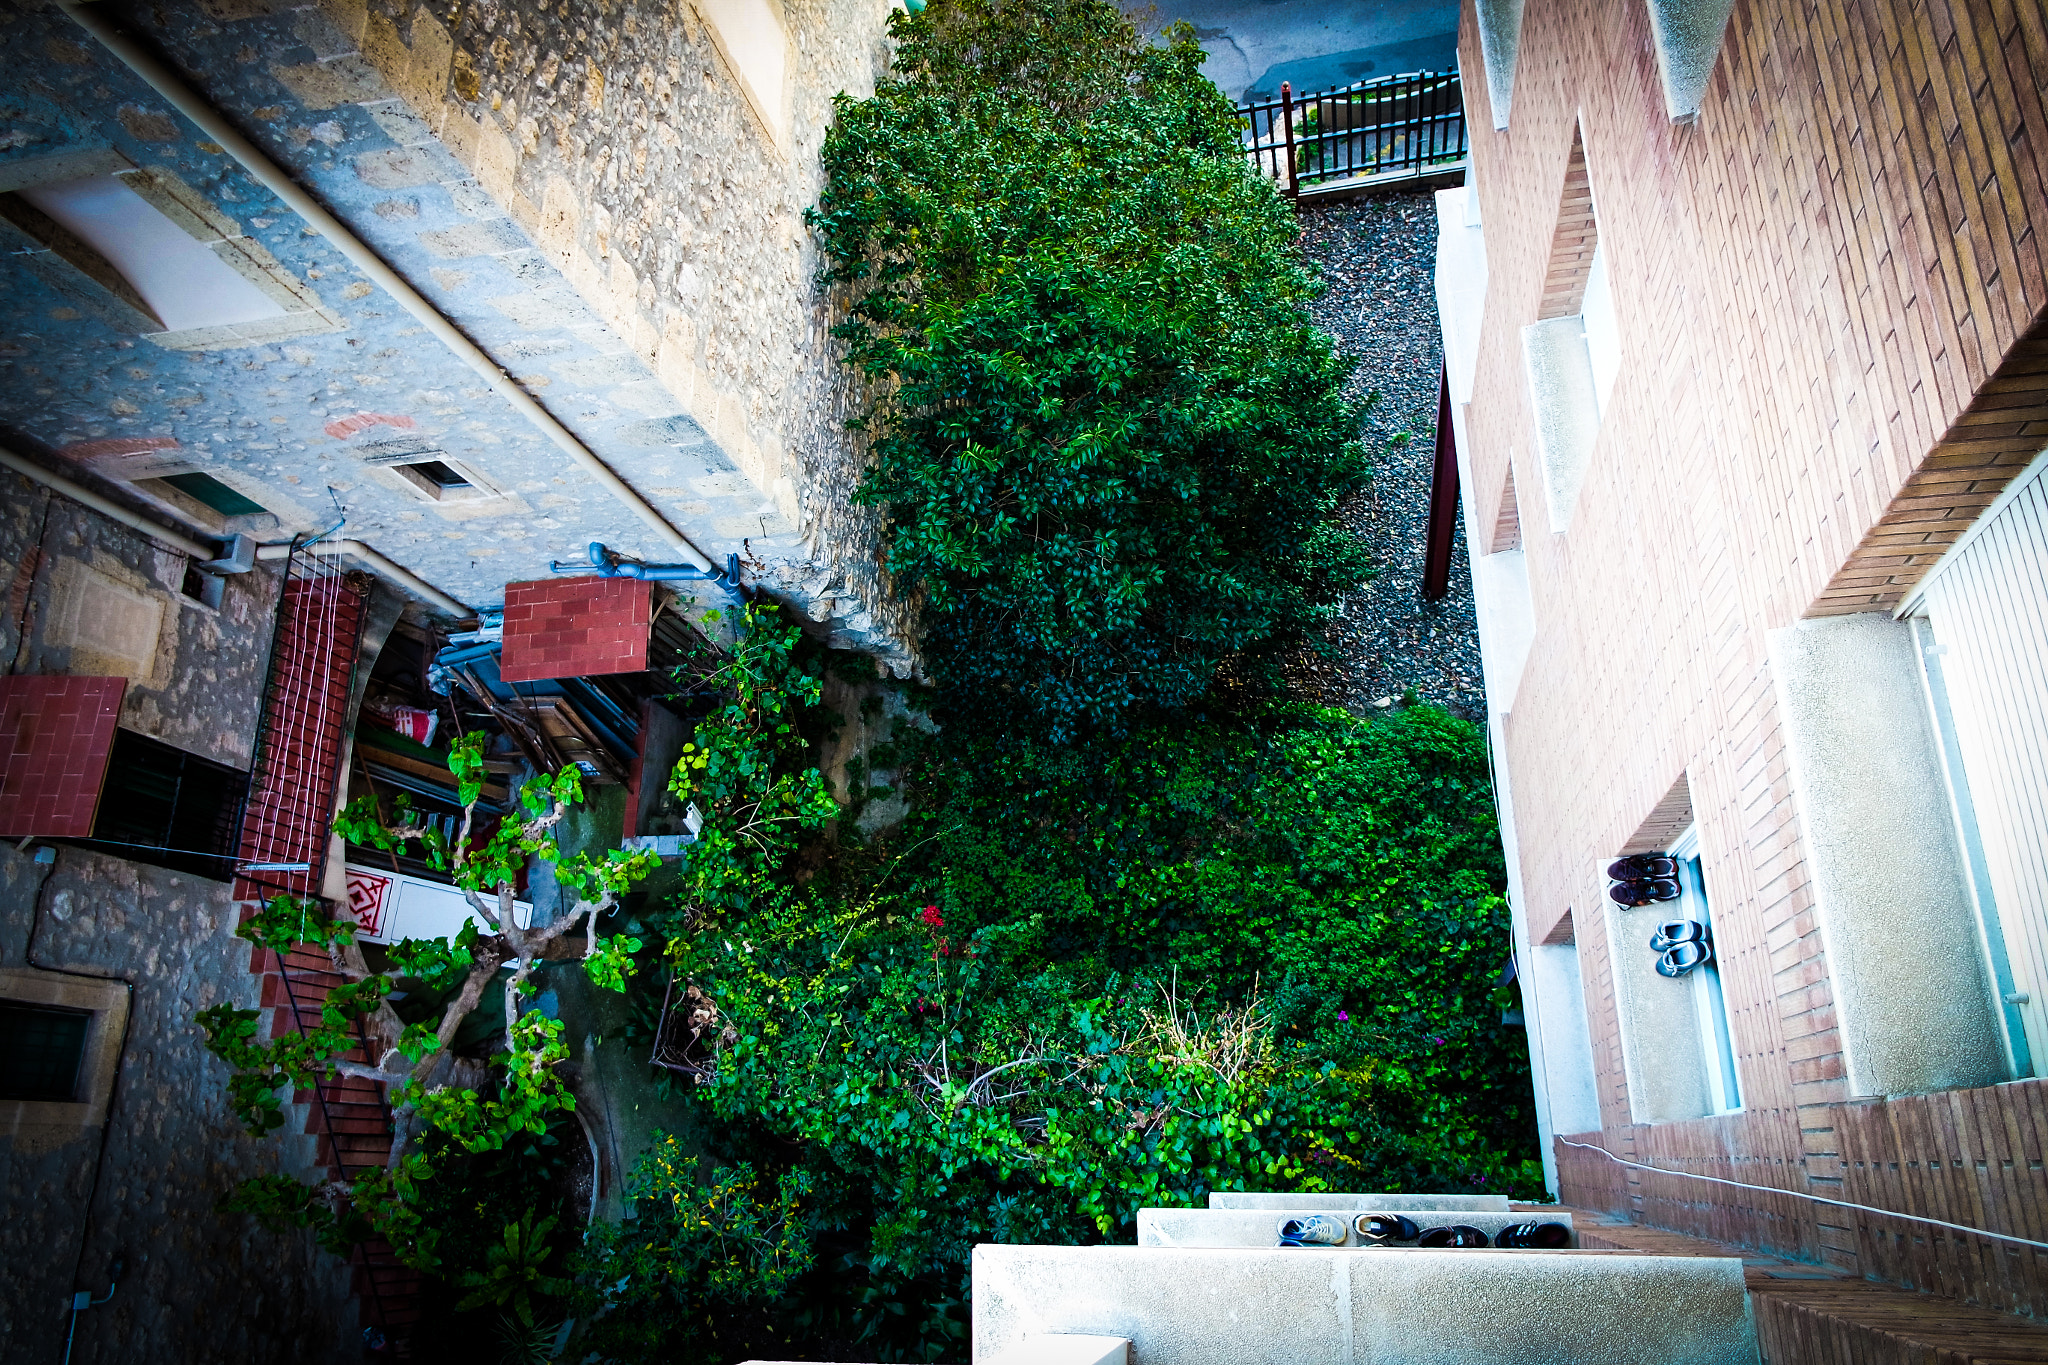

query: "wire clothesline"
xmin=1557 ymin=1137 xmax=2048 ymax=1253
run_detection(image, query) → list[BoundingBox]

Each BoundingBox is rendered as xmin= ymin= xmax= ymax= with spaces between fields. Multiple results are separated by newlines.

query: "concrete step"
xmin=1210 ymin=1190 xmax=1512 ymax=1212
xmin=973 ymin=1244 xmax=1758 ymax=1365
xmin=1139 ymin=1207 xmax=1575 ymax=1249
xmin=1553 ymin=1207 xmax=2048 ymax=1364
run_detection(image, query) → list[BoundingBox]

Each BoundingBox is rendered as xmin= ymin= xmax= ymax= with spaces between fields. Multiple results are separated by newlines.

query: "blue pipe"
xmin=550 ymin=542 xmax=745 ymax=602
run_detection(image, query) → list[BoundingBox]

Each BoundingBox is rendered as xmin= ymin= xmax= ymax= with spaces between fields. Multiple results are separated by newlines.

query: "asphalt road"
xmin=1131 ymin=0 xmax=1462 ymax=102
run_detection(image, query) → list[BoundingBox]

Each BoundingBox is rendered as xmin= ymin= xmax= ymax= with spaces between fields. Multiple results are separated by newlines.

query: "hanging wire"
xmin=1557 ymin=1137 xmax=2048 ymax=1253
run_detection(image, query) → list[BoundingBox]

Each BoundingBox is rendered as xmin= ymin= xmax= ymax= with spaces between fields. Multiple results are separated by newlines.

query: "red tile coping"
xmin=499 ymin=575 xmax=652 ymax=682
xmin=0 ymin=675 xmax=126 ymax=837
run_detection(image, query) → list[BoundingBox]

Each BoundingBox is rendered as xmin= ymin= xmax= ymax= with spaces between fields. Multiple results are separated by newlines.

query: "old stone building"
xmin=0 ymin=0 xmax=913 ymax=1357
xmin=0 ymin=0 xmax=911 ymax=658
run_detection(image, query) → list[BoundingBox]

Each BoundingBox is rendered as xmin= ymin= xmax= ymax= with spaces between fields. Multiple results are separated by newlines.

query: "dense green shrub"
xmin=813 ymin=0 xmax=1370 ymax=736
xmin=629 ymin=701 xmax=1538 ymax=1360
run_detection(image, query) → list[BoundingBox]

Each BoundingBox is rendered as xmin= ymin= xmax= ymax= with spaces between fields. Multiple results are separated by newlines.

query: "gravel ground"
xmin=1280 ymin=189 xmax=1486 ymax=723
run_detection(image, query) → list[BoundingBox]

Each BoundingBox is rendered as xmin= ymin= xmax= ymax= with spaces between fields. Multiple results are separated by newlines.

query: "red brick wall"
xmin=499 ymin=576 xmax=652 ymax=683
xmin=0 ymin=675 xmax=126 ymax=837
xmin=236 ymin=576 xmax=365 ymax=898
xmin=1456 ymin=0 xmax=2048 ymax=1302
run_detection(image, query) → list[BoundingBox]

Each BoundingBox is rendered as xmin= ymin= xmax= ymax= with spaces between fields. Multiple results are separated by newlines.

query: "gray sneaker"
xmin=1278 ymin=1214 xmax=1348 ymax=1246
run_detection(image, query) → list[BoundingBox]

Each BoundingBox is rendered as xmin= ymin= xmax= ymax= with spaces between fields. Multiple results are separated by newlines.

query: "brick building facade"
xmin=1440 ymin=0 xmax=2048 ymax=1332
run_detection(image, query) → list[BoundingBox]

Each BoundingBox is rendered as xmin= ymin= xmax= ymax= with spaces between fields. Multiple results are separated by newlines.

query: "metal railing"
xmin=240 ymin=875 xmax=399 ymax=1335
xmin=1238 ymin=69 xmax=1468 ymax=198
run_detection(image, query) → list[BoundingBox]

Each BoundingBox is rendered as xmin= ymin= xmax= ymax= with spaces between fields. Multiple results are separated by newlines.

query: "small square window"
xmin=0 ymin=1002 xmax=91 ymax=1102
xmin=382 ymin=453 xmax=496 ymax=503
xmin=406 ymin=460 xmax=474 ymax=492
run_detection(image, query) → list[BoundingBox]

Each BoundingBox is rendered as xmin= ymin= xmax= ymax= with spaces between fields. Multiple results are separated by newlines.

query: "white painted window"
xmin=696 ymin=0 xmax=790 ymax=146
xmin=17 ymin=175 xmax=285 ymax=331
xmin=1667 ymin=826 xmax=1742 ymax=1115
xmin=1580 ymin=243 xmax=1621 ymax=418
xmin=1903 ymin=447 xmax=2048 ymax=1079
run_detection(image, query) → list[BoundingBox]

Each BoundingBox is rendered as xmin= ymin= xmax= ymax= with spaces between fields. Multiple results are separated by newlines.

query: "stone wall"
xmin=314 ymin=0 xmax=916 ymax=661
xmin=0 ymin=0 xmax=918 ymax=669
xmin=0 ymin=467 xmax=280 ymax=771
xmin=0 ymin=843 xmax=356 ymax=1362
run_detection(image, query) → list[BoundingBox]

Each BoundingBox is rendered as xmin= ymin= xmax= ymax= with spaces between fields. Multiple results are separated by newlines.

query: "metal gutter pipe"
xmin=254 ymin=540 xmax=472 ymax=617
xmin=61 ymin=0 xmax=719 ymax=574
xmin=0 ymin=444 xmax=217 ymax=560
xmin=3 ymin=443 xmax=468 ymax=617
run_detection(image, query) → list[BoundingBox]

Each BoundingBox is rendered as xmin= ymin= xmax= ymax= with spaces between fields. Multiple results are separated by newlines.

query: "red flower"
xmin=920 ymin=905 xmax=944 ymax=928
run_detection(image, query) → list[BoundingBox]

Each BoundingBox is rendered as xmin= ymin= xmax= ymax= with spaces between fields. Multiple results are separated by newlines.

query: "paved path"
xmin=1132 ymin=0 xmax=1460 ymax=102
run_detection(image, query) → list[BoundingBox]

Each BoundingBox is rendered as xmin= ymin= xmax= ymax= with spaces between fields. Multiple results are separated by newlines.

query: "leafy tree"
xmin=197 ymin=739 xmax=655 ymax=1268
xmin=661 ymin=603 xmax=842 ymax=936
xmin=812 ymin=0 xmax=1370 ymax=737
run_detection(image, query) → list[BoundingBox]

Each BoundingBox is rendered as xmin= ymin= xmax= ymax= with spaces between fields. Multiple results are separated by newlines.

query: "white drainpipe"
xmin=61 ymin=0 xmax=720 ymax=573
xmin=254 ymin=540 xmax=472 ymax=617
xmin=2 ymin=443 xmax=472 ymax=617
xmin=0 ymin=443 xmax=217 ymax=560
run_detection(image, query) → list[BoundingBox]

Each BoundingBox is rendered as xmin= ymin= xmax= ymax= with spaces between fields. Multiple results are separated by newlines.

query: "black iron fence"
xmin=1237 ymin=69 xmax=1468 ymax=197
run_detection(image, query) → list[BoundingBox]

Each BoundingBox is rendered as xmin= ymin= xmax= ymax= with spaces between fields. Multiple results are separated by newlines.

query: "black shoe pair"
xmin=1359 ymin=1216 xmax=1487 ymax=1247
xmin=1608 ymin=855 xmax=1678 ymax=881
xmin=1652 ymin=919 xmax=1713 ymax=976
xmin=1493 ymin=1221 xmax=1571 ymax=1248
xmin=1609 ymin=878 xmax=1682 ymax=906
xmin=1417 ymin=1224 xmax=1489 ymax=1248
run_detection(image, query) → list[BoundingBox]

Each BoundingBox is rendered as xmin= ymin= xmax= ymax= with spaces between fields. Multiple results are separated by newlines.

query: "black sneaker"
xmin=1492 ymin=1221 xmax=1572 ymax=1248
xmin=1608 ymin=855 xmax=1678 ymax=881
xmin=1657 ymin=941 xmax=1713 ymax=977
xmin=1417 ymin=1224 xmax=1489 ymax=1248
xmin=1355 ymin=1214 xmax=1420 ymax=1242
xmin=1649 ymin=920 xmax=1708 ymax=952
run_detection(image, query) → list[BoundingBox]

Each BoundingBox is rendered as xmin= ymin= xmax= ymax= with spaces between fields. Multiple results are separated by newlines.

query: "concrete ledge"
xmin=1139 ymin=1208 xmax=1574 ymax=1248
xmin=1210 ymin=1191 xmax=1512 ymax=1212
xmin=985 ymin=1334 xmax=1131 ymax=1365
xmin=973 ymin=1245 xmax=1758 ymax=1365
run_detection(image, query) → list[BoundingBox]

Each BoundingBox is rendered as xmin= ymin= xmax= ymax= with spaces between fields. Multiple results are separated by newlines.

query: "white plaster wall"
xmin=972 ymin=1245 xmax=1760 ymax=1365
xmin=1436 ymin=184 xmax=1595 ymax=1192
xmin=1436 ymin=185 xmax=1488 ymax=407
xmin=1604 ymin=891 xmax=1713 ymax=1124
xmin=1138 ymin=1208 xmax=1574 ymax=1247
xmin=1527 ymin=939 xmax=1601 ymax=1135
xmin=1768 ymin=612 xmax=2009 ymax=1097
xmin=1645 ymin=0 xmax=1740 ymax=121
xmin=1211 ymin=1192 xmax=1511 ymax=1211
xmin=1471 ymin=0 xmax=1526 ymax=130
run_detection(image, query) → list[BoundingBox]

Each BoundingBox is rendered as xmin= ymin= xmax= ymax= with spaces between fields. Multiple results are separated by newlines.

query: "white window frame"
xmin=1667 ymin=825 xmax=1742 ymax=1115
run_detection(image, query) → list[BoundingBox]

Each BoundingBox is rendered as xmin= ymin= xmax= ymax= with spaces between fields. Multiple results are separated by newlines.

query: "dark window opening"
xmin=405 ymin=464 xmax=473 ymax=491
xmin=86 ymin=729 xmax=249 ymax=880
xmin=405 ymin=460 xmax=472 ymax=490
xmin=158 ymin=471 xmax=265 ymax=517
xmin=0 ymin=1003 xmax=91 ymax=1102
